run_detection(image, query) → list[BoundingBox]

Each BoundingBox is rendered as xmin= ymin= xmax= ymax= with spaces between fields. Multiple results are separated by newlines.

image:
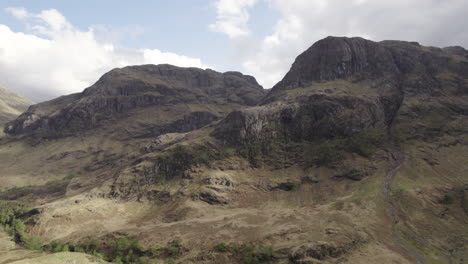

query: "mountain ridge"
xmin=4 ymin=64 xmax=265 ymax=139
xmin=0 ymin=36 xmax=467 ymax=264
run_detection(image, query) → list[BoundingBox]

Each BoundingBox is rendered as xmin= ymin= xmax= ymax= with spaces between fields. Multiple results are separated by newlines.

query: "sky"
xmin=0 ymin=0 xmax=467 ymax=102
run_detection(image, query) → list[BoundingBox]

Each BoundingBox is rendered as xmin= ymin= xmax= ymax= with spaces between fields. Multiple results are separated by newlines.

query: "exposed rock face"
xmin=0 ymin=87 xmax=33 ymax=126
xmin=267 ymin=37 xmax=468 ymax=99
xmin=4 ymin=64 xmax=265 ymax=138
xmin=213 ymin=36 xmax=468 ymax=145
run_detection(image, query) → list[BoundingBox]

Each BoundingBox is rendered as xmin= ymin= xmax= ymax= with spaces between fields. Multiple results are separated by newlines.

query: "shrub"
xmin=63 ymin=173 xmax=77 ymax=180
xmin=440 ymin=193 xmax=456 ymax=204
xmin=346 ymin=129 xmax=385 ymax=157
xmin=242 ymin=244 xmax=273 ymax=264
xmin=165 ymin=259 xmax=176 ymax=264
xmin=304 ymin=140 xmax=345 ymax=168
xmin=115 ymin=237 xmax=129 ymax=254
xmin=214 ymin=242 xmax=228 ymax=252
xmin=85 ymin=239 xmax=100 ymax=252
xmin=62 ymin=244 xmax=70 ymax=252
xmin=25 ymin=236 xmax=43 ymax=250
xmin=153 ymin=145 xmax=213 ymax=183
xmin=167 ymin=246 xmax=181 ymax=257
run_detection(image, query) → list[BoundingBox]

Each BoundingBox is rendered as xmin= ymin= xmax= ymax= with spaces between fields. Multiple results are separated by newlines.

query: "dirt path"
xmin=383 ymin=151 xmax=426 ymax=264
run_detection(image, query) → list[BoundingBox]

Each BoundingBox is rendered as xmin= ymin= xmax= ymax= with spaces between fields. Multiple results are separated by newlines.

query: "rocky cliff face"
xmin=4 ymin=64 xmax=265 ymax=138
xmin=214 ymin=37 xmax=468 ymax=145
xmin=267 ymin=37 xmax=468 ymax=99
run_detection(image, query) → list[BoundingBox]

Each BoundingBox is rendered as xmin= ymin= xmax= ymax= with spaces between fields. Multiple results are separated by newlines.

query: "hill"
xmin=0 ymin=37 xmax=467 ymax=264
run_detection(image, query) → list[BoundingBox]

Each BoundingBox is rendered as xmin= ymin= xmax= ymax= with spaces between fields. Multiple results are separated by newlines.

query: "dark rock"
xmin=134 ymin=111 xmax=219 ymax=139
xmin=443 ymin=46 xmax=468 ymax=58
xmin=213 ymin=36 xmax=468 ymax=148
xmin=289 ymin=239 xmax=363 ymax=263
xmin=271 ymin=182 xmax=300 ymax=191
xmin=194 ymin=191 xmax=228 ymax=205
xmin=301 ymin=175 xmax=319 ymax=184
xmin=202 ymin=176 xmax=235 ymax=187
xmin=268 ymin=36 xmax=400 ymax=94
xmin=333 ymin=169 xmax=366 ymax=181
xmin=19 ymin=208 xmax=42 ymax=219
xmin=146 ymin=190 xmax=171 ymax=203
xmin=5 ymin=64 xmax=265 ymax=138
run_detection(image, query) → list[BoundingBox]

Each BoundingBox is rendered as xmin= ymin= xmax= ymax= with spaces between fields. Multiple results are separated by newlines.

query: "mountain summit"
xmin=4 ymin=64 xmax=265 ymax=138
xmin=0 ymin=37 xmax=467 ymax=264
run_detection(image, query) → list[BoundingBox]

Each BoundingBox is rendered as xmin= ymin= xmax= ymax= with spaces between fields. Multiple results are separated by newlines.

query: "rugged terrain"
xmin=0 ymin=37 xmax=467 ymax=264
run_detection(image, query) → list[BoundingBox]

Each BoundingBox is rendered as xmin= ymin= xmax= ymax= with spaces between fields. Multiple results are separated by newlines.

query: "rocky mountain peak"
xmin=83 ymin=64 xmax=262 ymax=97
xmin=270 ymin=36 xmax=398 ymax=91
xmin=4 ymin=64 xmax=265 ymax=138
xmin=267 ymin=36 xmax=468 ymax=101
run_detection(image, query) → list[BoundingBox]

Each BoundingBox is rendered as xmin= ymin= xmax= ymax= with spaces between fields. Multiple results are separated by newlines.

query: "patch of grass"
xmin=214 ymin=242 xmax=229 ymax=252
xmin=63 ymin=173 xmax=77 ymax=180
xmin=304 ymin=140 xmax=345 ymax=168
xmin=345 ymin=129 xmax=385 ymax=158
xmin=211 ymin=242 xmax=274 ymax=264
xmin=304 ymin=129 xmax=386 ymax=168
xmin=440 ymin=193 xmax=456 ymax=205
xmin=150 ymin=144 xmax=230 ymax=184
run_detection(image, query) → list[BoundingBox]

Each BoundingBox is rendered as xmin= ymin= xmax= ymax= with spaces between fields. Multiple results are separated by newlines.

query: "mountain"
xmin=215 ymin=36 xmax=468 ymax=144
xmin=0 ymin=87 xmax=32 ymax=126
xmin=0 ymin=37 xmax=467 ymax=264
xmin=4 ymin=64 xmax=265 ymax=139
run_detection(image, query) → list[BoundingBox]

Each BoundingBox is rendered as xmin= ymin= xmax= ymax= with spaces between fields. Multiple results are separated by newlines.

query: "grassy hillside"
xmin=0 ymin=38 xmax=467 ymax=264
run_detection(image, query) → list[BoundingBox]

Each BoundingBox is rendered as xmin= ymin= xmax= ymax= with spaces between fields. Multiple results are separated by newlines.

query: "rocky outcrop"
xmin=289 ymin=240 xmax=363 ymax=263
xmin=213 ymin=37 xmax=468 ymax=146
xmin=5 ymin=64 xmax=265 ymax=138
xmin=266 ymin=37 xmax=468 ymax=100
xmin=193 ymin=190 xmax=228 ymax=205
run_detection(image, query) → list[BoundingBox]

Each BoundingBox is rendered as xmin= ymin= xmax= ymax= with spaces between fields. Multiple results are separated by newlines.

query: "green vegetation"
xmin=231 ymin=126 xmax=386 ymax=168
xmin=63 ymin=173 xmax=77 ymax=180
xmin=213 ymin=242 xmax=274 ymax=264
xmin=151 ymin=144 xmax=230 ymax=184
xmin=40 ymin=237 xmax=162 ymax=263
xmin=304 ymin=140 xmax=345 ymax=167
xmin=346 ymin=129 xmax=385 ymax=157
xmin=0 ymin=200 xmax=31 ymax=244
xmin=152 ymin=144 xmax=209 ymax=183
xmin=424 ymin=112 xmax=451 ymax=135
xmin=242 ymin=244 xmax=274 ymax=264
xmin=45 ymin=237 xmax=187 ymax=263
xmin=304 ymin=129 xmax=386 ymax=168
xmin=440 ymin=193 xmax=456 ymax=205
xmin=214 ymin=242 xmax=229 ymax=252
xmin=0 ymin=207 xmax=185 ymax=264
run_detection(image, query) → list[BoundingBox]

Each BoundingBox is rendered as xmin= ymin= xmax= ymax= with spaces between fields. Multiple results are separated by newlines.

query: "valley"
xmin=0 ymin=36 xmax=467 ymax=264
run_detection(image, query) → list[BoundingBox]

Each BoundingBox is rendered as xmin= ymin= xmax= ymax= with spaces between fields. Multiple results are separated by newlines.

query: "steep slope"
xmin=0 ymin=87 xmax=32 ymax=126
xmin=0 ymin=37 xmax=467 ymax=264
xmin=0 ymin=64 xmax=264 ymax=197
xmin=208 ymin=36 xmax=468 ymax=263
xmin=214 ymin=36 xmax=468 ymax=145
xmin=4 ymin=64 xmax=265 ymax=139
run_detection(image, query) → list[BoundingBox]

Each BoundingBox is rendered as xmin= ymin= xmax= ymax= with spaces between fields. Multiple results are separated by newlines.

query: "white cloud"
xmin=143 ymin=49 xmax=205 ymax=68
xmin=234 ymin=0 xmax=468 ymax=88
xmin=0 ymin=8 xmax=208 ymax=102
xmin=210 ymin=0 xmax=258 ymax=38
xmin=5 ymin=7 xmax=28 ymax=19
